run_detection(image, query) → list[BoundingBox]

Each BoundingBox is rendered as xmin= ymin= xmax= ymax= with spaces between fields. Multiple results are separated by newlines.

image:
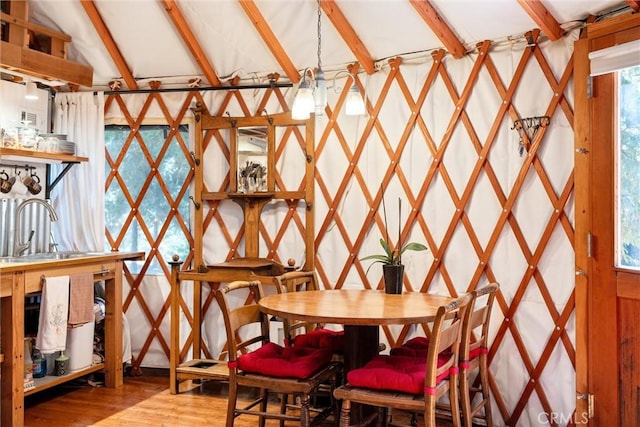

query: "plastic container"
xmin=65 ymin=321 xmax=95 ymax=371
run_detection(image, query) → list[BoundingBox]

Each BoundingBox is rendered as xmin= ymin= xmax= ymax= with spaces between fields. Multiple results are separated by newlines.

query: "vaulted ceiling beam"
xmin=160 ymin=0 xmax=221 ymax=87
xmin=80 ymin=0 xmax=137 ymax=89
xmin=516 ymin=0 xmax=563 ymax=41
xmin=321 ymin=0 xmax=375 ymax=75
xmin=626 ymin=0 xmax=640 ymax=11
xmin=238 ymin=0 xmax=301 ymax=83
xmin=409 ymin=0 xmax=466 ymax=59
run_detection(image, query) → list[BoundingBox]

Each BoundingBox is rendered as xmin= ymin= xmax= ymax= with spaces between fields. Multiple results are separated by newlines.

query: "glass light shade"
xmin=314 ymin=68 xmax=327 ymax=116
xmin=25 ymin=81 xmax=38 ymax=100
xmin=345 ymin=86 xmax=365 ymax=116
xmin=292 ymin=83 xmax=315 ymax=120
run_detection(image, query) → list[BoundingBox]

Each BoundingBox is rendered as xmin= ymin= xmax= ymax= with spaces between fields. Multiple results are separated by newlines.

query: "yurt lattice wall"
xmin=104 ymin=28 xmax=578 ymax=427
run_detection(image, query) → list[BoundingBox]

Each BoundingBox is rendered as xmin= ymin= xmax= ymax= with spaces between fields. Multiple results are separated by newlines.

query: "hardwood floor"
xmin=24 ymin=370 xmax=447 ymax=426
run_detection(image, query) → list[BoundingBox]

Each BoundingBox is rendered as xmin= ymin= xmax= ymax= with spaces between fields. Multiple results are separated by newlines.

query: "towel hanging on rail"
xmin=36 ymin=275 xmax=69 ymax=354
xmin=68 ymin=272 xmax=94 ymax=326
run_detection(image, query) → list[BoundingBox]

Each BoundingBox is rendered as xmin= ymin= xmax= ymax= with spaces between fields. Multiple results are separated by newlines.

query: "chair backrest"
xmin=214 ymin=280 xmax=270 ymax=363
xmin=273 ymin=271 xmax=323 ymax=343
xmin=460 ymin=283 xmax=499 ymax=363
xmin=425 ymin=292 xmax=474 ymax=389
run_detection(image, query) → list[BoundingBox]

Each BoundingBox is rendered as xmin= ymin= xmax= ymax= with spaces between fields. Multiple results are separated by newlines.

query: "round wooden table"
xmin=259 ymin=289 xmax=455 ymax=370
xmin=259 ymin=289 xmax=456 ymax=422
xmin=259 ymin=289 xmax=454 ymax=326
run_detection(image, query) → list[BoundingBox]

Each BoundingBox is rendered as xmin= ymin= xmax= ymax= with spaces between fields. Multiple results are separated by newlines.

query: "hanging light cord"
xmin=317 ymin=0 xmax=322 ymax=71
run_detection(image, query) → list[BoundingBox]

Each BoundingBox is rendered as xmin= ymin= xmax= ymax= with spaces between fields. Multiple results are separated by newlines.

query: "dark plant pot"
xmin=383 ymin=264 xmax=404 ymax=294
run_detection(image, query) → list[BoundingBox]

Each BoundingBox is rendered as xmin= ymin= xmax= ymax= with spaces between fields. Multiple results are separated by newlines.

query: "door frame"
xmin=574 ymin=12 xmax=640 ymax=426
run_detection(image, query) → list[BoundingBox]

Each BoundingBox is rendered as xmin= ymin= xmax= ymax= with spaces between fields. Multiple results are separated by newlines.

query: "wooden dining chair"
xmin=459 ymin=282 xmax=499 ymax=427
xmin=390 ymin=283 xmax=500 ymax=427
xmin=214 ymin=280 xmax=341 ymax=427
xmin=274 ymin=271 xmax=345 ymax=356
xmin=333 ymin=292 xmax=474 ymax=427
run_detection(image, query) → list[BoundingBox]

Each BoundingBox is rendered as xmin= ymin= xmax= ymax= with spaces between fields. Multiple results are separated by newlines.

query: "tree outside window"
xmin=105 ymin=124 xmax=192 ymax=275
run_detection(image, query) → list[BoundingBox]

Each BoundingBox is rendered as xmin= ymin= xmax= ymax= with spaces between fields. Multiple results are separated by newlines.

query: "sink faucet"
xmin=13 ymin=198 xmax=59 ymax=256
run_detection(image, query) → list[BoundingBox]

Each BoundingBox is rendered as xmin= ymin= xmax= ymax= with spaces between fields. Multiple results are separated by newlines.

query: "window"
xmin=105 ymin=124 xmax=192 ymax=274
xmin=617 ymin=65 xmax=640 ymax=269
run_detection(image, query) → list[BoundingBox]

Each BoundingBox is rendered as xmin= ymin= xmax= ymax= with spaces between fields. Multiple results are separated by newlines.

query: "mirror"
xmin=236 ymin=127 xmax=268 ymax=193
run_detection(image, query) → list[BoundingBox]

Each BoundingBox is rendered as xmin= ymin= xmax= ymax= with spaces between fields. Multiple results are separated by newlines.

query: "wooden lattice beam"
xmin=80 ymin=0 xmax=137 ymax=89
xmin=627 ymin=0 xmax=640 ymax=11
xmin=516 ymin=0 xmax=563 ymax=41
xmin=409 ymin=0 xmax=466 ymax=59
xmin=321 ymin=0 xmax=375 ymax=74
xmin=160 ymin=0 xmax=222 ymax=87
xmin=237 ymin=0 xmax=301 ymax=83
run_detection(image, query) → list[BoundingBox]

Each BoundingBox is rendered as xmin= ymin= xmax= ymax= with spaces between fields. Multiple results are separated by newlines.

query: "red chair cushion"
xmin=293 ymin=329 xmax=345 ymax=354
xmin=390 ymin=337 xmax=430 ymax=358
xmin=391 ymin=336 xmax=484 ymax=364
xmin=346 ymin=354 xmax=452 ymax=395
xmin=238 ymin=342 xmax=333 ymax=379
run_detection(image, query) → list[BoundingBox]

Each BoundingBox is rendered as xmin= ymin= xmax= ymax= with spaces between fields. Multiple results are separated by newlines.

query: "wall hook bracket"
xmin=512 ymin=116 xmax=550 ymax=156
xmin=188 ymin=195 xmax=201 ymax=210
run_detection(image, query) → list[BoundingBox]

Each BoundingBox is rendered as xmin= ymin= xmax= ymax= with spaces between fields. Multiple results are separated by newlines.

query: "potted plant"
xmin=360 ymin=197 xmax=428 ymax=293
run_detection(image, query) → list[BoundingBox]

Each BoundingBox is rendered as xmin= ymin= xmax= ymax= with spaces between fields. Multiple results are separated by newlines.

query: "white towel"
xmin=36 ymin=276 xmax=70 ymax=354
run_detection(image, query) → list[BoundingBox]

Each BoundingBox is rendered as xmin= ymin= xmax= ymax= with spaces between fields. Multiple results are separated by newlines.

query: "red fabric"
xmin=346 ymin=354 xmax=452 ymax=395
xmin=293 ymin=329 xmax=345 ymax=354
xmin=237 ymin=342 xmax=333 ymax=379
xmin=391 ymin=338 xmax=488 ymax=363
xmin=390 ymin=337 xmax=430 ymax=358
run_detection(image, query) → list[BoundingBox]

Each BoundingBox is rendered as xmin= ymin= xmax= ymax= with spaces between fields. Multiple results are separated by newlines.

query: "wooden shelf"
xmin=24 ymin=363 xmax=104 ymax=396
xmin=175 ymin=359 xmax=229 ymax=382
xmin=0 ymin=147 xmax=88 ymax=164
xmin=202 ymin=190 xmax=306 ymax=201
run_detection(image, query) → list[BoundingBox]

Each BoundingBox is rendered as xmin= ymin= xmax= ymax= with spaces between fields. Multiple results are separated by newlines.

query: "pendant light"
xmin=25 ymin=80 xmax=38 ymax=100
xmin=291 ymin=0 xmax=365 ymax=119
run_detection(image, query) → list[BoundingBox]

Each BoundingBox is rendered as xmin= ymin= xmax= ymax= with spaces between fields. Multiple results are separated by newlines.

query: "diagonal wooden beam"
xmin=321 ymin=0 xmax=375 ymax=74
xmin=516 ymin=0 xmax=563 ymax=41
xmin=80 ymin=0 xmax=137 ymax=89
xmin=409 ymin=0 xmax=466 ymax=59
xmin=626 ymin=0 xmax=640 ymax=11
xmin=160 ymin=0 xmax=221 ymax=87
xmin=237 ymin=0 xmax=301 ymax=83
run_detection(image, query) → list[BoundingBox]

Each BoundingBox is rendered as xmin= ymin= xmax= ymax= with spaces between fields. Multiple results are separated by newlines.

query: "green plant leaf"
xmin=398 ymin=242 xmax=428 ymax=257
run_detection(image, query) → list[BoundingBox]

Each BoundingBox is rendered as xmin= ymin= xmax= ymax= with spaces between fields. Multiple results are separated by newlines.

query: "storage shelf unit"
xmin=169 ymin=108 xmax=315 ymax=394
xmin=0 ymin=147 xmax=88 ymax=198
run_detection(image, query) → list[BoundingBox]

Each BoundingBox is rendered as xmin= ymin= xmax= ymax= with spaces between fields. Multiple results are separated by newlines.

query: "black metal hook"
xmin=262 ymin=109 xmax=273 ymax=125
xmin=189 ymin=151 xmax=200 ymax=166
xmin=188 ymin=195 xmax=201 ymax=210
xmin=225 ymin=111 xmax=237 ymax=128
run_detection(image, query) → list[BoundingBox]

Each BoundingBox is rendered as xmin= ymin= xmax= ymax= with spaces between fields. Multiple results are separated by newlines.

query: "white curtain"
xmin=51 ymin=92 xmax=105 ymax=252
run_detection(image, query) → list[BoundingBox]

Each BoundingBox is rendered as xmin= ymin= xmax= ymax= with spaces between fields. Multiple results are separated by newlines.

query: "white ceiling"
xmin=27 ymin=0 xmax=629 ymax=91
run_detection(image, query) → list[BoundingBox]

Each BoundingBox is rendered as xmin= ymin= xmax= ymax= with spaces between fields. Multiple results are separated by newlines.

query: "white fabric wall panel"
xmin=99 ymin=28 xmax=580 ymax=426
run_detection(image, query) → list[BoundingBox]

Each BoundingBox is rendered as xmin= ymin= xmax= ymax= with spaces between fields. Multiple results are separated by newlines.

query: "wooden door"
xmin=574 ymin=13 xmax=640 ymax=427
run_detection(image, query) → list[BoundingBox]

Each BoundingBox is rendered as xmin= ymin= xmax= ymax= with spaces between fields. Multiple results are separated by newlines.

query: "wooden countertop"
xmin=0 ymin=251 xmax=144 ymax=273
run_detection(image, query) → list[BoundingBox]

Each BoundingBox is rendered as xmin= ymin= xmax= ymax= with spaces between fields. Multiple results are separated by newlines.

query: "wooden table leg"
xmin=344 ymin=325 xmax=380 ymax=424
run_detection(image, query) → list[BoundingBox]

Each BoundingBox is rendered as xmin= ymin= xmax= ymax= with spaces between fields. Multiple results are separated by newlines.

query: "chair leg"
xmin=259 ymin=388 xmax=268 ymax=427
xmin=479 ymin=355 xmax=493 ymax=427
xmin=376 ymin=407 xmax=387 ymax=427
xmin=280 ymin=393 xmax=288 ymax=427
xmin=425 ymin=394 xmax=436 ymax=427
xmin=460 ymin=368 xmax=472 ymax=427
xmin=449 ymin=375 xmax=462 ymax=427
xmin=339 ymin=400 xmax=352 ymax=427
xmin=300 ymin=394 xmax=311 ymax=427
xmin=226 ymin=381 xmax=238 ymax=427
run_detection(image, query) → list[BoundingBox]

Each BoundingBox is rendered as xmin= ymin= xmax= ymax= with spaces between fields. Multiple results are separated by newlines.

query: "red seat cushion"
xmin=391 ymin=337 xmax=485 ymax=365
xmin=293 ymin=329 xmax=345 ymax=354
xmin=238 ymin=342 xmax=333 ymax=379
xmin=346 ymin=354 xmax=452 ymax=395
xmin=390 ymin=337 xmax=430 ymax=358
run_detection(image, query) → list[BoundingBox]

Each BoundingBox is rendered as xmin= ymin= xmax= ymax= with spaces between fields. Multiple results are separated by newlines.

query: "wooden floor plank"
xmin=24 ymin=371 xmax=447 ymax=426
